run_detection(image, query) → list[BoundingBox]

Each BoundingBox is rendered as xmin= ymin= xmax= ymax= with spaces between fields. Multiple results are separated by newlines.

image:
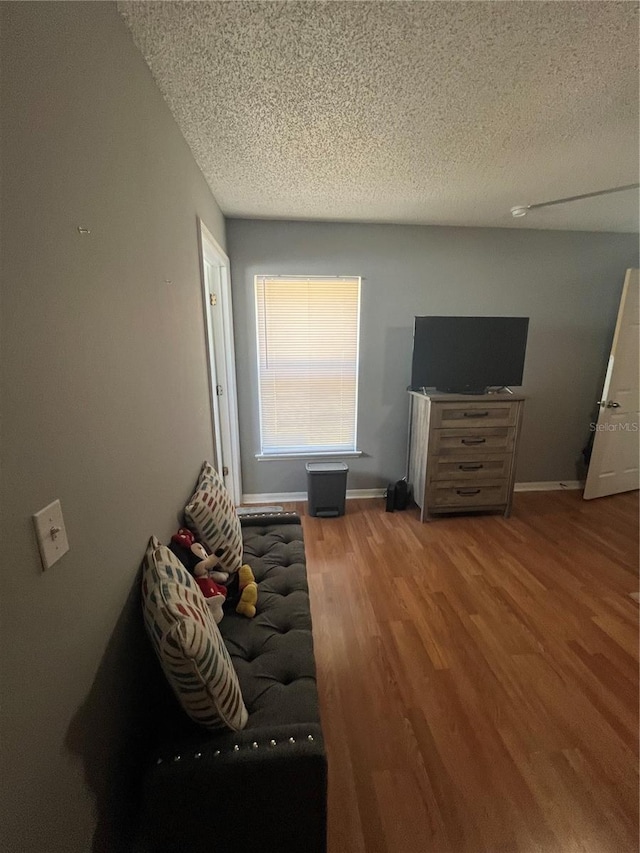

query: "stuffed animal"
xmin=171 ymin=528 xmax=229 ymax=583
xmin=236 ymin=564 xmax=258 ymax=618
xmin=193 ymin=575 xmax=226 ymax=624
xmin=169 ymin=529 xmax=258 ymax=619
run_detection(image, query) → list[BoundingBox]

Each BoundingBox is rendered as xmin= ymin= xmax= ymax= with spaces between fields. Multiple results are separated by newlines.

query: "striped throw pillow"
xmin=141 ymin=536 xmax=248 ymax=732
xmin=185 ymin=462 xmax=243 ymax=575
xmin=196 ymin=460 xmax=219 ymax=492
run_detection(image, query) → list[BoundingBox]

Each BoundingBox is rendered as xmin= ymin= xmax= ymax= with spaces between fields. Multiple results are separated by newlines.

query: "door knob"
xmin=606 ymin=401 xmax=621 ymax=408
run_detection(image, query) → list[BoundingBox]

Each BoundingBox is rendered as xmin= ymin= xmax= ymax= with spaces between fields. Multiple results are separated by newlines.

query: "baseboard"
xmin=514 ymin=480 xmax=584 ymax=492
xmin=243 ymin=482 xmax=584 ymax=504
xmin=347 ymin=488 xmax=387 ymax=499
xmin=242 ymin=492 xmax=306 ymax=504
xmin=242 ymin=488 xmax=386 ymax=504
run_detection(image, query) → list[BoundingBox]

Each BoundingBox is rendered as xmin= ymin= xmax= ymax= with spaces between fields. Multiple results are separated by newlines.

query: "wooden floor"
xmin=293 ymin=490 xmax=639 ymax=853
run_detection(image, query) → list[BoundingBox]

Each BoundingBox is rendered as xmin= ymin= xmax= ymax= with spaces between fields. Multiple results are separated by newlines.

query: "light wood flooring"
xmin=292 ymin=490 xmax=639 ymax=853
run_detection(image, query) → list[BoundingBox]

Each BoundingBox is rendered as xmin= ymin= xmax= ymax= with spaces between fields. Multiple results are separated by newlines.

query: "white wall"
xmin=0 ymin=4 xmax=225 ymax=850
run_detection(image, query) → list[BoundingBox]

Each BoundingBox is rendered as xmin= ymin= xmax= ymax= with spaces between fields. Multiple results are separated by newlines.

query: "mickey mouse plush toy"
xmin=169 ymin=528 xmax=257 ymax=623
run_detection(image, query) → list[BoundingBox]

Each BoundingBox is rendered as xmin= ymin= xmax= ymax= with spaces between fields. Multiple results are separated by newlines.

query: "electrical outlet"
xmin=33 ymin=499 xmax=69 ymax=570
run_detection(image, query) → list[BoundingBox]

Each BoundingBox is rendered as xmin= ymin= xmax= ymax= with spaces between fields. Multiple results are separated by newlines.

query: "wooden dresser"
xmin=407 ymin=391 xmax=525 ymax=521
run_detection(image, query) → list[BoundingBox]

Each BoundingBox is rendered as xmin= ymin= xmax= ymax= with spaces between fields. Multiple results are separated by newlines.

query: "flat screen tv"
xmin=410 ymin=316 xmax=529 ymax=394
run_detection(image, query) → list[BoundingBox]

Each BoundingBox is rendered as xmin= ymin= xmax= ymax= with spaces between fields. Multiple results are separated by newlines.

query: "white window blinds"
xmin=255 ymin=275 xmax=361 ymax=455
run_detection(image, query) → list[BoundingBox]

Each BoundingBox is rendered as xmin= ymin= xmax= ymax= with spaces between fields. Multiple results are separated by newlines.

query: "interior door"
xmin=583 ymin=268 xmax=639 ymax=500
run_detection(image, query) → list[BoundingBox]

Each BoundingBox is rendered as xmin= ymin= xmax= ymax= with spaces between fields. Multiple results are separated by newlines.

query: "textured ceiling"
xmin=119 ymin=1 xmax=640 ymax=232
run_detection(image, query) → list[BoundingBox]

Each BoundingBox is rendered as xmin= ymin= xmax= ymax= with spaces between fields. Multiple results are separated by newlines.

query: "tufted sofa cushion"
xmin=219 ymin=521 xmax=320 ymax=729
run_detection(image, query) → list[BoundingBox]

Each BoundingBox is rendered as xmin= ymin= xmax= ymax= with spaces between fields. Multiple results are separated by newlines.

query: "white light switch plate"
xmin=33 ymin=499 xmax=69 ymax=570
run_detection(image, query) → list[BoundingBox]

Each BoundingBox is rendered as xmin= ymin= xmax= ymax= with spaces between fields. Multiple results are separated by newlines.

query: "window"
xmin=255 ymin=275 xmax=361 ymax=457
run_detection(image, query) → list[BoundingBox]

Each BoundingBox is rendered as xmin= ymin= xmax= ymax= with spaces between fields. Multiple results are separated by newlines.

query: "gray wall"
xmin=1 ymin=4 xmax=225 ymax=851
xmin=227 ymin=219 xmax=639 ymax=495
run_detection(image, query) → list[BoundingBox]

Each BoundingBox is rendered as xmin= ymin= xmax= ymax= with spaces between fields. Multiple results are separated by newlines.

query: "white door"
xmin=584 ymin=268 xmax=639 ymax=500
xmin=199 ymin=221 xmax=242 ymax=505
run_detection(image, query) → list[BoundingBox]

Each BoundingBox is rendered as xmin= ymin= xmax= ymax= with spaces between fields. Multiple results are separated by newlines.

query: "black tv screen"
xmin=410 ymin=316 xmax=529 ymax=393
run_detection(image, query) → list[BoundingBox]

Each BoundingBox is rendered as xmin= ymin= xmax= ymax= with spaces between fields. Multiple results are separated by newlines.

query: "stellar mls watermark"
xmin=590 ymin=422 xmax=639 ymax=432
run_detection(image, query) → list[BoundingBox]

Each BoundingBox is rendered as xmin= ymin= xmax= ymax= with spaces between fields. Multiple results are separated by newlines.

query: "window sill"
xmin=256 ymin=450 xmax=363 ymax=461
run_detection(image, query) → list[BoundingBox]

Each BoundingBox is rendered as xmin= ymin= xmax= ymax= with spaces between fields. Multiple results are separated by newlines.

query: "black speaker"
xmin=386 ymin=478 xmax=410 ymax=512
xmin=385 ymin=483 xmax=396 ymax=512
xmin=394 ymin=478 xmax=409 ymax=510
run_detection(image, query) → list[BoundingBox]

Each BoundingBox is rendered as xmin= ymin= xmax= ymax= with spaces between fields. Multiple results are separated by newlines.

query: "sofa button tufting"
xmin=288 ymin=737 xmax=296 ymax=744
xmin=156 ymin=758 xmax=163 ymax=765
xmin=214 ymin=750 xmax=220 ymax=757
xmin=270 ymin=739 xmax=277 ymax=746
xmin=233 ymin=744 xmax=239 ymax=751
xmin=307 ymin=735 xmax=314 ymax=742
xmin=195 ymin=752 xmax=202 ymax=759
xmin=173 ymin=755 xmax=181 ymax=762
xmin=252 ymin=742 xmax=259 ymax=749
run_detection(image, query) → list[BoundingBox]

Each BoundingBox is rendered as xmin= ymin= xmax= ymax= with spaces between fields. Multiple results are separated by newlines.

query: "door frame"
xmin=197 ymin=218 xmax=242 ymax=505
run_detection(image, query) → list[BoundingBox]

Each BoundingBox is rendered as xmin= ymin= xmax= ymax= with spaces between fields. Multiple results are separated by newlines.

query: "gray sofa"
xmin=138 ymin=513 xmax=327 ymax=853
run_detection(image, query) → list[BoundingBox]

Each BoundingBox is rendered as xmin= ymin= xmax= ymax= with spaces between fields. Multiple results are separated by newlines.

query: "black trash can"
xmin=306 ymin=461 xmax=349 ymax=517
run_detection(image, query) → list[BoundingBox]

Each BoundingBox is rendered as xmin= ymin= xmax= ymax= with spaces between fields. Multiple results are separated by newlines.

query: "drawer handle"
xmin=462 ymin=411 xmax=489 ymax=418
xmin=459 ymin=463 xmax=483 ymax=470
xmin=456 ymin=488 xmax=481 ymax=496
xmin=461 ymin=438 xmax=486 ymax=445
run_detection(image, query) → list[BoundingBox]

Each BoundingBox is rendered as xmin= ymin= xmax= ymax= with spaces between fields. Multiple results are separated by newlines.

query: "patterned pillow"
xmin=141 ymin=536 xmax=248 ymax=732
xmin=196 ymin=460 xmax=219 ymax=492
xmin=185 ymin=462 xmax=242 ymax=575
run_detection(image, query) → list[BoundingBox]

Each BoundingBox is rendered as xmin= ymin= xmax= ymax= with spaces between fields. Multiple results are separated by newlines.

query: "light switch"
xmin=33 ymin=499 xmax=69 ymax=571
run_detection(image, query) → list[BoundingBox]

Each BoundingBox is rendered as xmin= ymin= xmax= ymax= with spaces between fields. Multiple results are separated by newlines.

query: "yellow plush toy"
xmin=236 ymin=564 xmax=258 ymax=618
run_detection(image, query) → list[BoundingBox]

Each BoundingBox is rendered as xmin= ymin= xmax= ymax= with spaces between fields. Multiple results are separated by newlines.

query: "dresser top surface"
xmin=409 ymin=390 xmax=526 ymax=403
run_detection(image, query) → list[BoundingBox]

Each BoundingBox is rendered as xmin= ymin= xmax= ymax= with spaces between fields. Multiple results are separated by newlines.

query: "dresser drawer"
xmin=432 ymin=455 xmax=512 ymax=481
xmin=427 ymin=479 xmax=509 ymax=508
xmin=432 ymin=427 xmax=515 ymax=456
xmin=432 ymin=401 xmax=518 ymax=429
